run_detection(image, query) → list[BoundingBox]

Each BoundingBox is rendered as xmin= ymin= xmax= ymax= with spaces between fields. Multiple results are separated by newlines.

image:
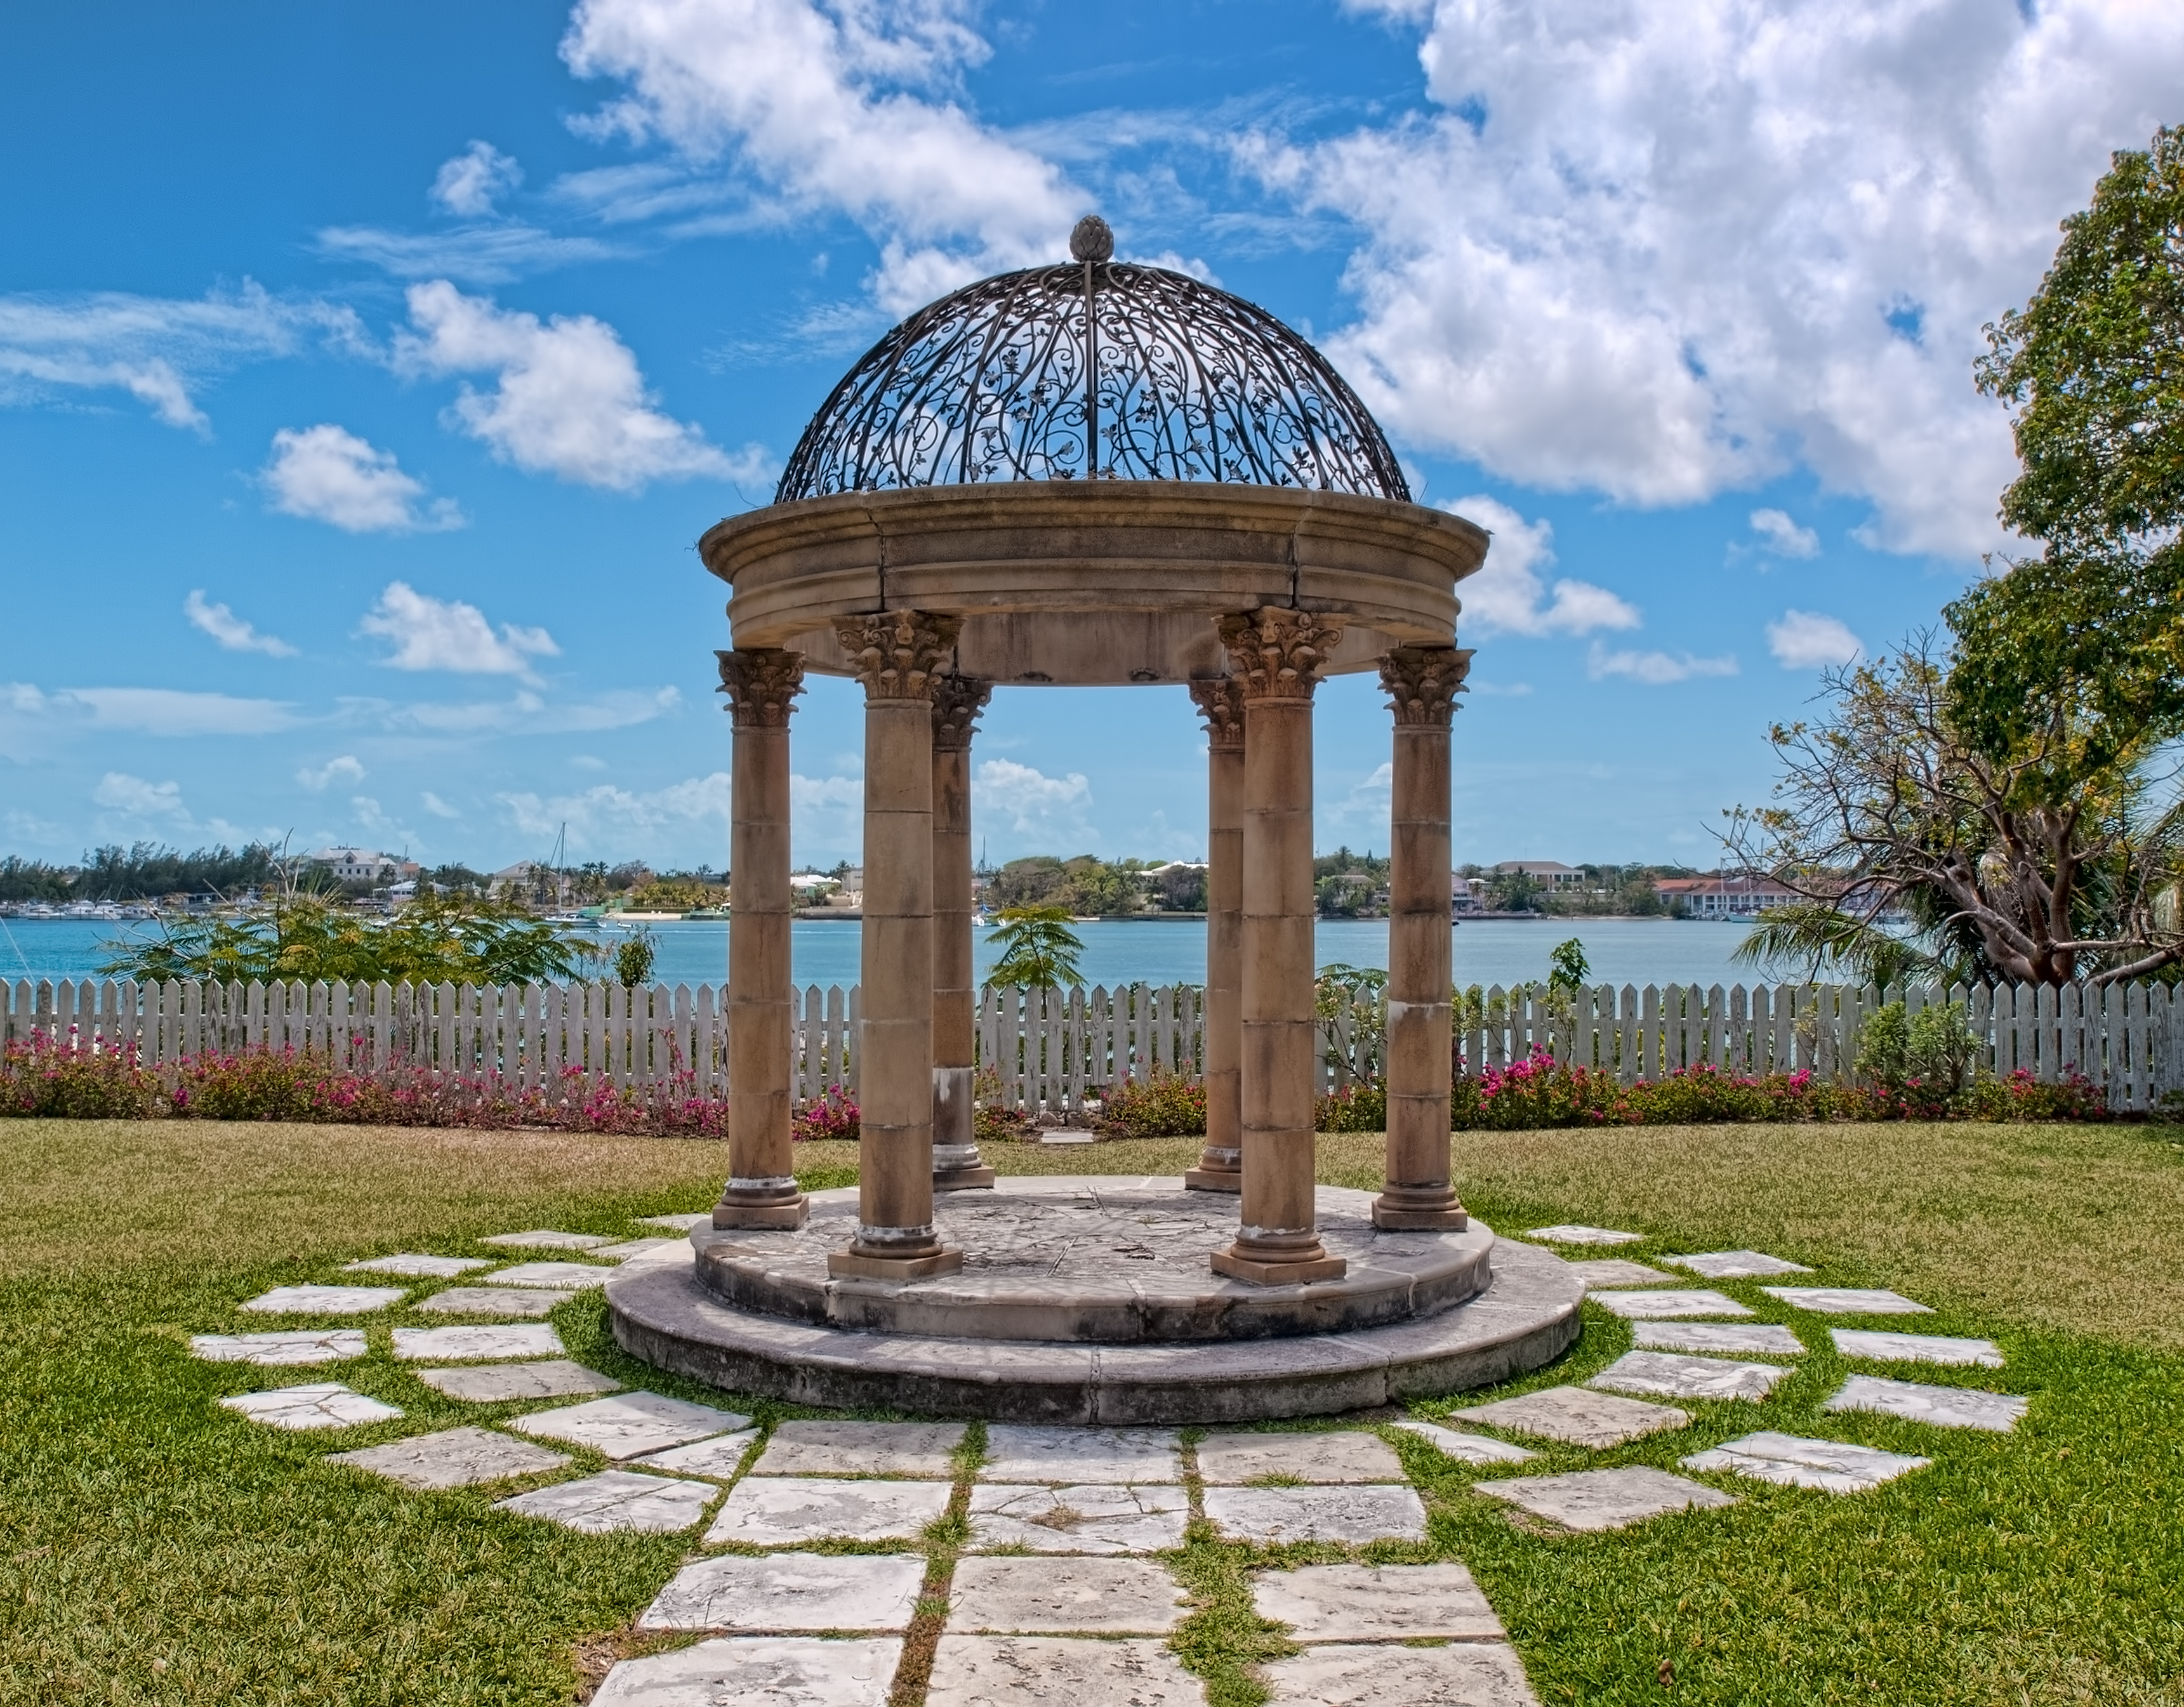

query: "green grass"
xmin=2 ymin=1117 xmax=2181 ymax=1704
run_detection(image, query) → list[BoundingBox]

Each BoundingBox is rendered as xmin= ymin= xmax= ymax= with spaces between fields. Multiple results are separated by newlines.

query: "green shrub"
xmin=1096 ymin=1072 xmax=1207 ymax=1138
xmin=1315 ymin=1083 xmax=1386 ymax=1131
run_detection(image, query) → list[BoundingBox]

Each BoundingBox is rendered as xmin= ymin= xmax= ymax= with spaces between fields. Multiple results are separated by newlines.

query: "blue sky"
xmin=4 ymin=0 xmax=2178 ymax=874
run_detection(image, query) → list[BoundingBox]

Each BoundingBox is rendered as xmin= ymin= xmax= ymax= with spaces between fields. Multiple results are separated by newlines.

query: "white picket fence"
xmin=4 ymin=975 xmax=2179 ymax=1113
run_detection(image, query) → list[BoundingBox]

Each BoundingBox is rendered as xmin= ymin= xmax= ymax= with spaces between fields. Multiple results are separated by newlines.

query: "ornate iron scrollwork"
xmin=776 ymin=262 xmax=1409 ymax=503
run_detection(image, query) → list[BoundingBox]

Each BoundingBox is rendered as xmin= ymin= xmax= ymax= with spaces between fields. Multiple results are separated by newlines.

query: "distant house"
xmin=305 ymin=847 xmax=416 ymax=885
xmin=1658 ymin=874 xmax=1801 ymax=918
xmin=1492 ymin=860 xmax=1584 ymax=888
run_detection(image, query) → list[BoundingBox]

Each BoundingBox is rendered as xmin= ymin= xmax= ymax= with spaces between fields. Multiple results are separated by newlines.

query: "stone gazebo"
xmin=607 ymin=220 xmax=1581 ymax=1421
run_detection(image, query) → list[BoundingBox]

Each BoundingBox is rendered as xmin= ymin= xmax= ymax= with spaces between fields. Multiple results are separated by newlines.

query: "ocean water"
xmin=2 ymin=913 xmax=1768 ymax=992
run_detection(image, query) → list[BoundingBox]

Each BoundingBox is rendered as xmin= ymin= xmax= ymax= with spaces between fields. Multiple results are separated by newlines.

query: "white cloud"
xmin=1445 ymin=495 xmax=1640 ymax=638
xmin=315 ymin=225 xmax=620 ymax=287
xmin=1321 ymin=760 xmax=1394 ymax=841
xmin=495 ymin=772 xmax=736 ymax=850
xmin=263 ymin=425 xmax=465 ymax=534
xmin=561 ymin=0 xmax=1082 ymax=310
xmin=360 ymin=685 xmax=678 ymax=735
xmin=790 ymin=770 xmax=864 ymax=862
xmin=360 ymin=581 xmax=559 ymax=679
xmin=432 ymin=141 xmax=524 ymax=218
xmin=185 ymin=590 xmax=298 ymax=657
xmin=1586 ymin=643 xmax=1739 ymax=686
xmin=394 ymin=280 xmax=764 ymax=490
xmin=0 ymin=282 xmax=359 ymax=430
xmin=1767 ymin=610 xmax=1864 ymax=669
xmin=93 ymin=773 xmax=187 ymax=817
xmin=1749 ymin=508 xmax=1820 ymax=560
xmin=55 ymin=687 xmax=296 ymax=735
xmin=420 ymin=791 xmax=462 ymax=819
xmin=349 ymin=794 xmax=423 ymax=850
xmin=974 ymin=756 xmax=1094 ymax=840
xmin=1268 ymin=0 xmax=2184 ymax=558
xmin=297 ymin=755 xmax=367 ymax=792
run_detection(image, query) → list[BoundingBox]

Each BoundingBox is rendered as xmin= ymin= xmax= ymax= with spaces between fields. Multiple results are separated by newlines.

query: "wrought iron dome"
xmin=775 ymin=217 xmax=1410 ymax=504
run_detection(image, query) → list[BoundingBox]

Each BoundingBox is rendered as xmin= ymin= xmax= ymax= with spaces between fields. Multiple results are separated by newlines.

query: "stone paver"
xmin=328 ymin=1425 xmax=569 ymax=1490
xmin=1262 ymin=1643 xmax=1539 ymax=1707
xmin=1525 ymin=1225 xmax=1643 ymax=1246
xmin=416 ymin=1360 xmax=621 ymax=1402
xmin=1252 ymin=1562 xmax=1502 ymax=1642
xmin=221 ymin=1383 xmax=403 ymax=1430
xmin=392 ymin=1324 xmax=564 ymax=1361
xmin=189 ymin=1329 xmax=366 ymax=1366
xmin=343 ymin=1253 xmax=492 ymax=1278
xmin=239 ymin=1284 xmax=406 ymax=1316
xmin=1587 ymin=1288 xmax=1755 ymax=1319
xmin=1662 ymin=1250 xmax=1814 ymax=1279
xmin=1832 ymin=1329 xmax=2004 ymax=1367
xmin=510 ymin=1392 xmax=753 ymax=1459
xmin=1683 ymin=1431 xmax=1931 ymax=1493
xmin=635 ymin=1212 xmax=713 ymax=1232
xmin=927 ymin=1637 xmax=1201 ymax=1707
xmin=753 ymin=1420 xmax=965 ymax=1479
xmin=1453 ymin=1385 xmax=1688 ymax=1447
xmin=592 ymin=1637 xmax=901 ymax=1707
xmin=948 ymin=1556 xmax=1186 ymax=1634
xmin=967 ymin=1484 xmax=1188 ymax=1554
xmin=481 ymin=1229 xmax=612 ymax=1250
xmin=628 ymin=1430 xmax=762 ymax=1479
xmin=1632 ymin=1321 xmax=1805 ymax=1357
xmin=592 ymin=1237 xmax=683 ymax=1262
xmin=413 ymin=1286 xmax=573 ymax=1318
xmin=1474 ymin=1465 xmax=1736 ymax=1532
xmin=1823 ymin=1374 xmax=2027 ymax=1431
xmin=484 ymin=1261 xmax=612 ymax=1290
xmin=980 ymin=1425 xmax=1182 ymax=1484
xmin=1203 ymin=1484 xmax=1428 ymax=1544
xmin=1196 ymin=1430 xmax=1405 ymax=1484
xmin=1387 ymin=1418 xmax=1537 ymax=1465
xmin=639 ymin=1552 xmax=928 ymax=1632
xmin=1761 ymin=1286 xmax=1931 ymax=1315
xmin=497 ymin=1469 xmax=718 ymax=1534
xmin=1587 ymin=1349 xmax=1794 ymax=1402
xmin=1565 ymin=1259 xmax=1678 ymax=1289
xmin=704 ymin=1477 xmax=952 ymax=1546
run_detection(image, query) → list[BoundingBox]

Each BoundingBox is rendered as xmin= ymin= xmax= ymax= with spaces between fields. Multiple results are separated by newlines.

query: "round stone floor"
xmin=694 ymin=1178 xmax=1494 ymax=1343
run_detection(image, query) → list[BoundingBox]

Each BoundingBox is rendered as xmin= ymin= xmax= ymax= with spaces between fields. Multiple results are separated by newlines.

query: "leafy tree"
xmin=1314 ymin=963 xmax=1388 ymax=1083
xmin=990 ymin=857 xmax=1066 ymax=909
xmin=1485 ymin=869 xmax=1542 ymax=913
xmin=612 ymin=927 xmax=659 ymax=987
xmin=984 ymin=906 xmax=1085 ymax=989
xmin=1150 ymin=865 xmax=1206 ymax=912
xmin=1547 ymin=938 xmax=1590 ymax=994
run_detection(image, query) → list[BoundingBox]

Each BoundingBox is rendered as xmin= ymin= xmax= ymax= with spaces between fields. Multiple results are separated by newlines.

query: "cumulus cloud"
xmin=1268 ymin=0 xmax=2184 ymax=558
xmin=185 ymin=590 xmax=297 ymax=657
xmin=974 ymin=756 xmax=1094 ymax=840
xmin=262 ymin=425 xmax=464 ymax=534
xmin=496 ymin=772 xmax=735 ymax=849
xmin=360 ymin=581 xmax=559 ymax=678
xmin=1587 ymin=643 xmax=1739 ymax=686
xmin=1445 ymin=495 xmax=1639 ymax=638
xmin=1767 ymin=609 xmax=1863 ymax=669
xmin=93 ymin=772 xmax=187 ymax=817
xmin=1749 ymin=508 xmax=1820 ymax=560
xmin=297 ymin=755 xmax=367 ymax=791
xmin=421 ymin=791 xmax=462 ymax=819
xmin=432 ymin=141 xmax=524 ymax=218
xmin=394 ymin=280 xmax=764 ymax=489
xmin=560 ymin=0 xmax=1082 ymax=309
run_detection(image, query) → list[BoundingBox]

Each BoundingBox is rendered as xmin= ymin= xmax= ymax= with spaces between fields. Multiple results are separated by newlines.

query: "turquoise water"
xmin=1 ymin=914 xmax=1765 ymax=991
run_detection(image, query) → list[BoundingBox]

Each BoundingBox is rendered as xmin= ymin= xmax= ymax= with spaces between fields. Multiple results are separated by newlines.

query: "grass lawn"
xmin=3 ymin=1117 xmax=2181 ymax=1705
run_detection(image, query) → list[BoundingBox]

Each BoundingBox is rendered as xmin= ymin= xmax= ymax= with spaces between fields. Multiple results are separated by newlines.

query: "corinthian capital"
xmin=1378 ymin=646 xmax=1471 ymax=727
xmin=1186 ymin=676 xmax=1246 ymax=749
xmin=930 ymin=673 xmax=993 ymax=751
xmin=1215 ymin=608 xmax=1346 ymax=702
xmin=833 ymin=610 xmax=962 ymax=701
xmin=716 ymin=649 xmax=805 ymax=728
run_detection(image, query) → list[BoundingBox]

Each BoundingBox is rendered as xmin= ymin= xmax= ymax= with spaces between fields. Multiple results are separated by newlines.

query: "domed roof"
xmin=776 ymin=232 xmax=1409 ymax=505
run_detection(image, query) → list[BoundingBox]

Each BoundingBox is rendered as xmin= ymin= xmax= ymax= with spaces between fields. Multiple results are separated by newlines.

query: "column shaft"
xmin=715 ymin=649 xmax=807 ymax=1230
xmin=1185 ymin=678 xmax=1244 ymax=1192
xmin=1212 ymin=610 xmax=1347 ymax=1286
xmin=932 ymin=674 xmax=995 ymax=1190
xmin=1374 ymin=647 xmax=1471 ymax=1229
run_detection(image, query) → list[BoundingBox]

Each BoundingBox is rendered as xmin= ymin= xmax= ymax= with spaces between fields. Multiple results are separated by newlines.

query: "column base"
xmin=1183 ymin=1168 xmax=1242 ymax=1193
xmin=934 ymin=1166 xmax=996 ymax=1191
xmin=713 ymin=1198 xmax=810 ymax=1230
xmin=1372 ymin=1200 xmax=1469 ymax=1231
xmin=828 ymin=1247 xmax=965 ymax=1282
xmin=1210 ymin=1246 xmax=1348 ymax=1286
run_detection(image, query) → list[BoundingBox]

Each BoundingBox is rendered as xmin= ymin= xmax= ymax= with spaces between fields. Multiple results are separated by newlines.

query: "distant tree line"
xmin=1464 ymin=864 xmax=1689 ymax=918
xmin=0 ymin=842 xmax=280 ymax=904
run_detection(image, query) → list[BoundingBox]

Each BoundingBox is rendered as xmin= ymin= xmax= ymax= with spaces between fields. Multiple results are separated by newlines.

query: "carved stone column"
xmin=714 ymin=648 xmax=809 ymax=1230
xmin=1210 ymin=609 xmax=1347 ymax=1284
xmin=1375 ymin=645 xmax=1471 ymax=1230
xmin=931 ymin=672 xmax=995 ymax=1190
xmin=1184 ymin=677 xmax=1245 ymax=1193
xmin=828 ymin=610 xmax=964 ymax=1280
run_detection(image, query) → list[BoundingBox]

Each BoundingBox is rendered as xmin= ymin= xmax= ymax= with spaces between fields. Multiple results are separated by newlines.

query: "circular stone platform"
xmin=692 ymin=1177 xmax=1493 ymax=1343
xmin=607 ymin=1179 xmax=1584 ymax=1425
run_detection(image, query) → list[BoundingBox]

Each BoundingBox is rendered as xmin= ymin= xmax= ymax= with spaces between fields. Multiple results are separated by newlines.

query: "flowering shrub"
xmin=1 ymin=1030 xmax=161 ymax=1119
xmin=792 ymin=1084 xmax=860 ymax=1142
xmin=1315 ymin=1083 xmax=1387 ymax=1133
xmin=1096 ymin=1072 xmax=1208 ymax=1138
